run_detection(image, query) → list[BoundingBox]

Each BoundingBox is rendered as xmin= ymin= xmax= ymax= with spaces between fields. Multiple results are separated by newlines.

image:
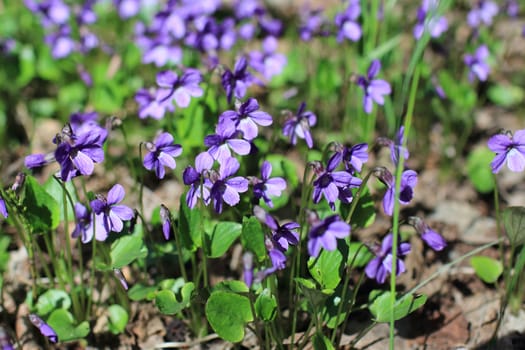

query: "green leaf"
xmin=212 ymin=280 xmax=249 ymax=293
xmin=343 ymin=188 xmax=376 ymax=228
xmin=0 ymin=236 xmax=11 ymax=272
xmin=347 ymin=242 xmax=374 ymax=268
xmin=110 ymin=232 xmax=148 ymax=268
xmin=254 ymin=289 xmax=277 ymax=321
xmin=205 ymin=221 xmax=242 ymax=258
xmin=155 ymin=282 xmax=194 ymax=315
xmin=23 ymin=175 xmax=60 ymax=232
xmin=466 ymin=147 xmax=495 ymax=193
xmin=322 ymin=286 xmax=351 ymax=329
xmin=47 ymin=309 xmax=90 ymax=342
xmin=36 ymin=289 xmax=71 ymax=316
xmin=179 ymin=198 xmax=202 ymax=251
xmin=308 ymin=248 xmax=343 ymax=291
xmin=488 ymin=84 xmax=524 ymax=107
xmin=294 ymin=278 xmax=327 ymax=309
xmin=503 ymin=206 xmax=525 ymax=246
xmin=17 ymin=45 xmax=35 ymax=86
xmin=90 ymin=85 xmax=122 ymax=114
xmin=205 ymin=291 xmax=253 ymax=342
xmin=470 ymin=256 xmax=503 ymax=284
xmin=128 ymin=284 xmax=158 ymax=301
xmin=43 ymin=177 xmax=77 ymax=222
xmin=266 ymin=155 xmax=299 ymax=189
xmin=36 ymin=46 xmax=61 ymax=81
xmin=240 ymin=216 xmax=266 ymax=262
xmin=312 ymin=333 xmax=335 ymax=350
xmin=107 ymin=304 xmax=128 ymax=334
xmin=369 ymin=290 xmax=427 ymax=322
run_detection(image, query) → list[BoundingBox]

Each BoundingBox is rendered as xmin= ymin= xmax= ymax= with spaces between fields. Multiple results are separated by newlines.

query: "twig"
xmin=152 ymin=333 xmax=220 ymax=349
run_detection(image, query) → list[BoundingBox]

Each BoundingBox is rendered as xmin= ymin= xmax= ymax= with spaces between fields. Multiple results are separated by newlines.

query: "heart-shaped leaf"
xmin=47 ymin=309 xmax=90 ymax=342
xmin=23 ymin=175 xmax=60 ymax=232
xmin=241 ymin=216 xmax=266 ymax=262
xmin=36 ymin=289 xmax=71 ymax=316
xmin=205 ymin=221 xmax=242 ymax=258
xmin=107 ymin=305 xmax=128 ymax=334
xmin=369 ymin=290 xmax=427 ymax=322
xmin=503 ymin=207 xmax=525 ymax=247
xmin=255 ymin=289 xmax=277 ymax=322
xmin=110 ymin=232 xmax=148 ymax=268
xmin=155 ymin=282 xmax=194 ymax=315
xmin=205 ymin=291 xmax=253 ymax=342
xmin=470 ymin=255 xmax=503 ymax=284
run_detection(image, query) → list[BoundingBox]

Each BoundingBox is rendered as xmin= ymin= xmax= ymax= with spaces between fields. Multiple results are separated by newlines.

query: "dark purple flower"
xmin=409 ymin=216 xmax=446 ymax=251
xmin=71 ymin=202 xmax=92 ymax=242
xmin=251 ymin=161 xmax=286 ymax=208
xmin=254 ymin=205 xmax=299 ymax=251
xmin=218 ymin=98 xmax=273 ymax=141
xmin=54 ymin=124 xmax=105 ymax=181
xmin=0 ymin=325 xmax=14 ymax=350
xmin=333 ymin=143 xmax=369 ymax=173
xmin=221 ymin=56 xmax=254 ymax=103
xmin=365 ymin=233 xmax=411 ymax=284
xmin=90 ymin=184 xmax=134 ymax=240
xmin=282 ymin=102 xmax=317 ymax=148
xmin=143 ymin=132 xmax=183 ymax=179
xmin=208 ymin=157 xmax=248 ymax=213
xmin=357 ymin=59 xmax=391 ymax=114
xmin=156 ymin=69 xmax=203 ymax=109
xmin=248 ymin=36 xmax=287 ymax=80
xmin=204 ymin=123 xmax=251 ymax=164
xmin=0 ymin=195 xmax=7 ymax=218
xmin=308 ymin=214 xmax=350 ymax=258
xmin=488 ymin=129 xmax=525 ymax=173
xmin=29 ymin=314 xmax=58 ymax=343
xmin=312 ymin=157 xmax=362 ymax=210
xmin=467 ymin=1 xmax=498 ymax=27
xmin=183 ymin=152 xmax=214 ymax=209
xmin=413 ymin=0 xmax=448 ymax=40
xmin=464 ymin=45 xmax=490 ymax=82
xmin=160 ymin=204 xmax=171 ymax=240
xmin=334 ymin=0 xmax=362 ymax=42
xmin=377 ymin=168 xmax=418 ymax=216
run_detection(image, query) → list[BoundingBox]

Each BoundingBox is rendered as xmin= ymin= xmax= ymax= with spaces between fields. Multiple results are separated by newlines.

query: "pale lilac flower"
xmin=221 ymin=56 xmax=254 ymax=103
xmin=488 ymin=129 xmax=525 ymax=173
xmin=25 ymin=154 xmax=51 ymax=169
xmin=299 ymin=8 xmax=328 ymax=41
xmin=45 ymin=25 xmax=76 ymax=59
xmin=365 ymin=233 xmax=411 ymax=284
xmin=29 ymin=314 xmax=58 ymax=343
xmin=282 ymin=102 xmax=317 ymax=148
xmin=467 ymin=1 xmax=498 ymax=27
xmin=505 ymin=0 xmax=519 ymax=17
xmin=248 ymin=36 xmax=287 ymax=80
xmin=413 ymin=0 xmax=448 ymax=40
xmin=243 ymin=252 xmax=254 ymax=287
xmin=156 ymin=69 xmax=203 ymax=109
xmin=115 ymin=0 xmax=141 ymax=19
xmin=204 ymin=123 xmax=251 ymax=164
xmin=90 ymin=184 xmax=134 ymax=240
xmin=376 ymin=168 xmax=418 ymax=216
xmin=160 ymin=204 xmax=171 ymax=240
xmin=334 ymin=0 xmax=362 ymax=42
xmin=208 ymin=157 xmax=248 ymax=213
xmin=143 ymin=132 xmax=183 ymax=179
xmin=308 ymin=214 xmax=350 ymax=258
xmin=251 ymin=161 xmax=286 ymax=208
xmin=218 ymin=98 xmax=272 ymax=141
xmin=357 ymin=60 xmax=391 ymax=114
xmin=24 ymin=0 xmax=70 ymax=28
xmin=183 ymin=152 xmax=214 ymax=209
xmin=135 ymin=88 xmax=172 ymax=120
xmin=377 ymin=126 xmax=410 ymax=166
xmin=464 ymin=45 xmax=490 ymax=82
xmin=71 ymin=202 xmax=92 ymax=242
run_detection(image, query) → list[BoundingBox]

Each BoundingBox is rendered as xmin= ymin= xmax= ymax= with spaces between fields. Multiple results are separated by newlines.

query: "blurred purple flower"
xmin=377 ymin=126 xmax=410 ymax=166
xmin=308 ymin=214 xmax=350 ymax=258
xmin=90 ymin=184 xmax=134 ymax=239
xmin=77 ymin=0 xmax=97 ymax=25
xmin=114 ymin=268 xmax=129 ymax=290
xmin=357 ymin=59 xmax=391 ymax=114
xmin=71 ymin=202 xmax=93 ymax=242
xmin=208 ymin=157 xmax=248 ymax=213
xmin=143 ymin=132 xmax=183 ymax=179
xmin=156 ymin=69 xmax=203 ymax=109
xmin=24 ymin=0 xmax=70 ymax=28
xmin=222 ymin=56 xmax=254 ymax=103
xmin=464 ymin=45 xmax=490 ymax=82
xmin=365 ymin=233 xmax=411 ymax=284
xmin=505 ymin=0 xmax=519 ymax=17
xmin=282 ymin=102 xmax=317 ymax=148
xmin=204 ymin=123 xmax=251 ymax=164
xmin=488 ymin=129 xmax=525 ymax=173
xmin=115 ymin=0 xmax=141 ymax=19
xmin=413 ymin=0 xmax=448 ymax=40
xmin=25 ymin=154 xmax=51 ymax=169
xmin=0 ymin=196 xmax=7 ymax=218
xmin=183 ymin=152 xmax=214 ymax=208
xmin=467 ymin=1 xmax=498 ymax=27
xmin=135 ymin=88 xmax=171 ymax=120
xmin=299 ymin=7 xmax=328 ymax=41
xmin=409 ymin=216 xmax=446 ymax=251
xmin=218 ymin=98 xmax=273 ymax=141
xmin=29 ymin=314 xmax=58 ymax=343
xmin=234 ymin=0 xmax=264 ymax=19
xmin=334 ymin=0 xmax=362 ymax=42
xmin=248 ymin=36 xmax=287 ymax=80
xmin=251 ymin=161 xmax=286 ymax=208
xmin=160 ymin=204 xmax=172 ymax=240
xmin=45 ymin=25 xmax=76 ymax=58
xmin=243 ymin=251 xmax=254 ymax=287
xmin=376 ymin=168 xmax=418 ymax=216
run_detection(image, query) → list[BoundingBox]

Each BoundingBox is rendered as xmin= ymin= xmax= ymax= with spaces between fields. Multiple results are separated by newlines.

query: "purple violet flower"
xmin=45 ymin=25 xmax=76 ymax=59
xmin=204 ymin=123 xmax=251 ymax=164
xmin=409 ymin=216 xmax=446 ymax=251
xmin=299 ymin=7 xmax=328 ymax=41
xmin=243 ymin=251 xmax=254 ymax=288
xmin=488 ymin=129 xmax=525 ymax=173
xmin=365 ymin=233 xmax=411 ymax=284
xmin=464 ymin=45 xmax=490 ymax=82
xmin=413 ymin=0 xmax=448 ymax=40
xmin=135 ymin=88 xmax=171 ymax=120
xmin=312 ymin=157 xmax=362 ymax=211
xmin=160 ymin=204 xmax=171 ymax=240
xmin=467 ymin=1 xmax=498 ymax=27
xmin=333 ymin=143 xmax=369 ymax=173
xmin=24 ymin=0 xmax=70 ymax=28
xmin=183 ymin=152 xmax=214 ymax=209
xmin=218 ymin=98 xmax=273 ymax=141
xmin=248 ymin=36 xmax=287 ymax=80
xmin=156 ymin=69 xmax=203 ymax=109
xmin=29 ymin=314 xmax=58 ymax=343
xmin=115 ymin=0 xmax=141 ymax=19
xmin=376 ymin=168 xmax=418 ymax=216
xmin=357 ymin=59 xmax=391 ymax=114
xmin=208 ymin=157 xmax=248 ymax=213
xmin=334 ymin=0 xmax=362 ymax=42
xmin=254 ymin=205 xmax=299 ymax=252
xmin=251 ymin=161 xmax=286 ymax=208
xmin=505 ymin=0 xmax=519 ymax=17
xmin=90 ymin=184 xmax=134 ymax=240
xmin=377 ymin=126 xmax=410 ymax=166
xmin=0 ymin=195 xmax=7 ymax=218
xmin=71 ymin=202 xmax=93 ymax=242
xmin=143 ymin=132 xmax=183 ymax=179
xmin=307 ymin=213 xmax=350 ymax=258
xmin=282 ymin=102 xmax=317 ymax=148
xmin=221 ymin=56 xmax=254 ymax=103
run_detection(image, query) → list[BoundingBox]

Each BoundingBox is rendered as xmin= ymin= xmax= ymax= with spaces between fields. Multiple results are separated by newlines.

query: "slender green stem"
xmin=345 ymin=169 xmax=374 ymax=224
xmin=389 ymin=62 xmax=421 ymax=349
xmin=169 ymin=211 xmax=188 ymax=282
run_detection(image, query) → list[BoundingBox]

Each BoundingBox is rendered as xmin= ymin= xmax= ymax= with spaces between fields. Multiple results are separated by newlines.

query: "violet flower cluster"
xmin=464 ymin=45 xmax=491 ymax=82
xmin=413 ymin=0 xmax=448 ymax=40
xmin=467 ymin=1 xmax=499 ymax=27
